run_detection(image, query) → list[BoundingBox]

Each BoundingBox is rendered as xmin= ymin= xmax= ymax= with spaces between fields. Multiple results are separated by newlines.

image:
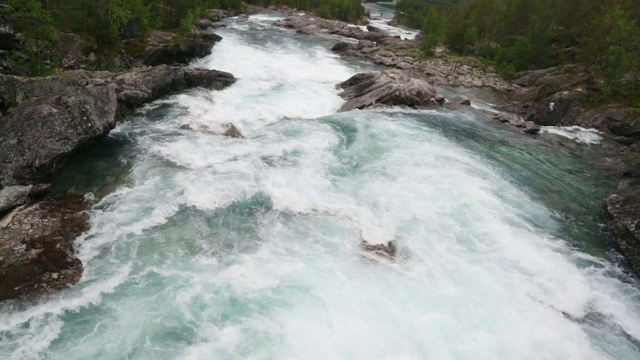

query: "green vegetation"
xmin=398 ymin=0 xmax=640 ymax=99
xmin=2 ymin=0 xmax=366 ymax=75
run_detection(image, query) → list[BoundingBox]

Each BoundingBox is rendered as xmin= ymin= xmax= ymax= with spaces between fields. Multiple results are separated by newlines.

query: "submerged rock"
xmin=179 ymin=122 xmax=244 ymax=138
xmin=361 ymin=240 xmax=398 ymax=258
xmin=604 ymin=180 xmax=640 ymax=272
xmin=337 ymin=69 xmax=439 ymax=111
xmin=0 ymin=193 xmax=88 ymax=301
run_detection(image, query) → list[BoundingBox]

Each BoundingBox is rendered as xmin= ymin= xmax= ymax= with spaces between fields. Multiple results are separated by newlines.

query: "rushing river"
xmin=2 ymin=14 xmax=640 ymax=360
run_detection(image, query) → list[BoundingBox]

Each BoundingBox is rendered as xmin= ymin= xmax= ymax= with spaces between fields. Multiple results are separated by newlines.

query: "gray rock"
xmin=361 ymin=240 xmax=397 ymax=258
xmin=136 ymin=31 xmax=222 ymax=66
xmin=0 ymin=84 xmax=118 ymax=185
xmin=115 ymin=65 xmax=236 ymax=115
xmin=0 ymin=185 xmax=32 ymax=214
xmin=523 ymin=121 xmax=540 ymax=135
xmin=451 ymin=96 xmax=471 ymax=106
xmin=0 ymin=193 xmax=88 ymax=301
xmin=575 ymin=105 xmax=640 ymax=139
xmin=604 ymin=179 xmax=640 ymax=272
xmin=337 ymin=69 xmax=439 ymax=112
xmin=222 ymin=123 xmax=243 ymax=138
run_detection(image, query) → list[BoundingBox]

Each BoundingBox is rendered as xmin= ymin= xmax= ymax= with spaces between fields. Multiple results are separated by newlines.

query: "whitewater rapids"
xmin=1 ymin=14 xmax=639 ymax=360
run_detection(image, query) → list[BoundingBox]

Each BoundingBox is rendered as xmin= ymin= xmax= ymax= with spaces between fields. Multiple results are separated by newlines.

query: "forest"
xmin=398 ymin=0 xmax=640 ymax=99
xmin=0 ymin=0 xmax=365 ymax=75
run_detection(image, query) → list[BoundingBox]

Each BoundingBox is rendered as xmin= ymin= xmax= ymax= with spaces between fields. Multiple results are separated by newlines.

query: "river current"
xmin=1 ymin=14 xmax=640 ymax=360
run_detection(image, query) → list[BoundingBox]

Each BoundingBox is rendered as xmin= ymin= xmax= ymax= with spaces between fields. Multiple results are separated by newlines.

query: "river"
xmin=1 ymin=13 xmax=640 ymax=360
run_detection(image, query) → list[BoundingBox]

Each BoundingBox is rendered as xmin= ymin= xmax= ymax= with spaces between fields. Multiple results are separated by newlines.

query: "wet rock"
xmin=274 ymin=15 xmax=380 ymax=40
xmin=0 ymin=84 xmax=118 ymax=186
xmin=136 ymin=31 xmax=222 ymax=66
xmin=361 ymin=240 xmax=397 ymax=258
xmin=179 ymin=122 xmax=243 ymax=138
xmin=0 ymin=185 xmax=32 ymax=214
xmin=337 ymin=69 xmax=439 ymax=112
xmin=331 ymin=41 xmax=357 ymax=54
xmin=222 ymin=123 xmax=243 ymax=138
xmin=366 ymin=25 xmax=384 ymax=33
xmin=523 ymin=121 xmax=540 ymax=135
xmin=0 ymin=193 xmax=88 ymax=301
xmin=574 ymin=105 xmax=640 ymax=139
xmin=115 ymin=65 xmax=236 ymax=115
xmin=451 ymin=96 xmax=471 ymax=106
xmin=604 ymin=179 xmax=640 ymax=272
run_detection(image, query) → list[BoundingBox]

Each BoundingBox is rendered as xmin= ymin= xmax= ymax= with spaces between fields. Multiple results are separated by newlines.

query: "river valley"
xmin=1 ymin=13 xmax=640 ymax=359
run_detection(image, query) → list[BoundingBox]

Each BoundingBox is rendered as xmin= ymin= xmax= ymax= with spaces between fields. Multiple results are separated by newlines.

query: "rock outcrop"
xmin=337 ymin=69 xmax=439 ymax=111
xmin=0 ymin=84 xmax=118 ymax=186
xmin=604 ymin=180 xmax=640 ymax=272
xmin=115 ymin=65 xmax=236 ymax=115
xmin=134 ymin=31 xmax=223 ymax=66
xmin=274 ymin=16 xmax=384 ymax=41
xmin=0 ymin=193 xmax=88 ymax=301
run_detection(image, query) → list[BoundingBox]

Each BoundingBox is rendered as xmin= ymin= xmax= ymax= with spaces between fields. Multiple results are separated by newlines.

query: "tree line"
xmin=1 ymin=0 xmax=365 ymax=75
xmin=398 ymin=0 xmax=640 ymax=98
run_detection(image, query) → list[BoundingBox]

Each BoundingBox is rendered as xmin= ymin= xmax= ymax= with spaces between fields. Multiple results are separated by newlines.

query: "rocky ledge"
xmin=0 ymin=66 xmax=236 ymax=186
xmin=604 ymin=179 xmax=640 ymax=272
xmin=0 ymin=193 xmax=88 ymax=301
xmin=337 ymin=69 xmax=441 ymax=111
xmin=0 ymin=27 xmax=236 ymax=300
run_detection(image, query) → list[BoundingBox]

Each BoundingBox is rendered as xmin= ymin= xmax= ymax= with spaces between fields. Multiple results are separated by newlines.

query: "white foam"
xmin=540 ymin=126 xmax=604 ymax=144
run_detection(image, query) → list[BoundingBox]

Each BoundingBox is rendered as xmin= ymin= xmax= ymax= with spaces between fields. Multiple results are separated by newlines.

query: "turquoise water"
xmin=1 ymin=14 xmax=639 ymax=360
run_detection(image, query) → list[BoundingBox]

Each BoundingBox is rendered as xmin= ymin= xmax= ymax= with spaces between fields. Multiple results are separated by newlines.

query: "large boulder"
xmin=574 ymin=105 xmax=640 ymax=139
xmin=604 ymin=179 xmax=640 ymax=272
xmin=274 ymin=16 xmax=382 ymax=40
xmin=0 ymin=84 xmax=118 ymax=186
xmin=337 ymin=69 xmax=439 ymax=111
xmin=115 ymin=65 xmax=236 ymax=115
xmin=0 ymin=193 xmax=88 ymax=301
xmin=136 ymin=31 xmax=222 ymax=66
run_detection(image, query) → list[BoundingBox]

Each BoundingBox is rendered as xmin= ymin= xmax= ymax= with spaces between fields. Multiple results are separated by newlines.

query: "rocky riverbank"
xmin=0 ymin=14 xmax=237 ymax=301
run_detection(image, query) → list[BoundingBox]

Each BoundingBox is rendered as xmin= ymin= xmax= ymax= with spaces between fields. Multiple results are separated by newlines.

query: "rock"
xmin=366 ymin=25 xmax=384 ymax=33
xmin=574 ymin=105 xmax=640 ymax=139
xmin=451 ymin=96 xmax=471 ymax=106
xmin=0 ymin=193 xmax=88 ymax=301
xmin=222 ymin=123 xmax=243 ymax=138
xmin=203 ymin=9 xmax=237 ymax=22
xmin=492 ymin=112 xmax=525 ymax=127
xmin=136 ymin=31 xmax=222 ymax=66
xmin=274 ymin=16 xmax=386 ymax=41
xmin=604 ymin=179 xmax=640 ymax=272
xmin=331 ymin=42 xmax=357 ymax=54
xmin=0 ymin=84 xmax=118 ymax=186
xmin=195 ymin=19 xmax=214 ymax=30
xmin=115 ymin=65 xmax=236 ymax=115
xmin=29 ymin=183 xmax=52 ymax=200
xmin=0 ymin=185 xmax=32 ymax=214
xmin=361 ymin=240 xmax=397 ymax=258
xmin=523 ymin=121 xmax=540 ymax=135
xmin=337 ymin=69 xmax=439 ymax=112
xmin=0 ymin=70 xmax=114 ymax=112
xmin=179 ymin=122 xmax=243 ymax=138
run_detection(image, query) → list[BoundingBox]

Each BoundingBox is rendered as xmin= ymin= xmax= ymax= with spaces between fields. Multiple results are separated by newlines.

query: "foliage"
xmin=7 ymin=0 xmax=57 ymax=75
xmin=398 ymin=0 xmax=640 ymax=92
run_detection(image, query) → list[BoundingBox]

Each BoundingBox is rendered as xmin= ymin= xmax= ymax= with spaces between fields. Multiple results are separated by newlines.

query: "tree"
xmin=8 ymin=0 xmax=57 ymax=75
xmin=420 ymin=7 xmax=446 ymax=56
